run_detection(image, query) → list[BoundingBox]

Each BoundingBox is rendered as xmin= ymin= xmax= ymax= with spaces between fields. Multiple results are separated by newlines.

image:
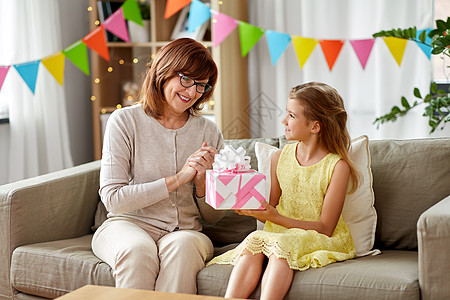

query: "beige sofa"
xmin=1 ymin=137 xmax=449 ymax=300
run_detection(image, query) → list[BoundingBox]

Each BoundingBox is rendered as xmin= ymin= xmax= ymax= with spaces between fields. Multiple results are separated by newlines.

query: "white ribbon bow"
xmin=212 ymin=145 xmax=251 ymax=171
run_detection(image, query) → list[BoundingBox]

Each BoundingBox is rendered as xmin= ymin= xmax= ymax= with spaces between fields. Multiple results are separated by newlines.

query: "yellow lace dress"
xmin=207 ymin=142 xmax=355 ymax=270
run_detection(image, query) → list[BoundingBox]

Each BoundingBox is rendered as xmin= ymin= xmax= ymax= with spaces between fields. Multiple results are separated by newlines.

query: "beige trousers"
xmin=92 ymin=218 xmax=214 ymax=293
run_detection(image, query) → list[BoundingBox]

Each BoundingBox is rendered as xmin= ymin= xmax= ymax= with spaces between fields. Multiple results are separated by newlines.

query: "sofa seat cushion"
xmin=11 ymin=235 xmax=114 ymax=299
xmin=198 ymin=250 xmax=419 ymax=300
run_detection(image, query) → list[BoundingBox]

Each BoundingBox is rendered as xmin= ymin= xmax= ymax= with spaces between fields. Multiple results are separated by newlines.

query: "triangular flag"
xmin=383 ymin=37 xmax=408 ymax=67
xmin=14 ymin=60 xmax=40 ymax=94
xmin=265 ymin=30 xmax=291 ymax=65
xmin=122 ymin=0 xmax=143 ymax=26
xmin=104 ymin=7 xmax=130 ymax=42
xmin=164 ymin=0 xmax=192 ymax=19
xmin=188 ymin=0 xmax=211 ymax=33
xmin=291 ymin=36 xmax=317 ymax=69
xmin=212 ymin=11 xmax=238 ymax=47
xmin=350 ymin=39 xmax=375 ymax=69
xmin=319 ymin=40 xmax=345 ymax=71
xmin=82 ymin=25 xmax=110 ymax=61
xmin=0 ymin=66 xmax=10 ymax=93
xmin=41 ymin=51 xmax=65 ymax=86
xmin=238 ymin=21 xmax=265 ymax=57
xmin=416 ymin=29 xmax=432 ymax=59
xmin=63 ymin=40 xmax=90 ymax=76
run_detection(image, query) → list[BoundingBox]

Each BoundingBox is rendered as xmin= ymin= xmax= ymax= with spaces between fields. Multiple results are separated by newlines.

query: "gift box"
xmin=205 ymin=145 xmax=266 ymax=210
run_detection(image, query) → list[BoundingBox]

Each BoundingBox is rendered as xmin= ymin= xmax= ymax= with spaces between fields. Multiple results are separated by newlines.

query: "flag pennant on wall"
xmin=14 ymin=61 xmax=40 ymax=94
xmin=41 ymin=51 xmax=65 ymax=86
xmin=383 ymin=37 xmax=408 ymax=66
xmin=82 ymin=25 xmax=110 ymax=62
xmin=238 ymin=21 xmax=265 ymax=57
xmin=292 ymin=36 xmax=318 ymax=69
xmin=0 ymin=0 xmax=436 ymax=97
xmin=350 ymin=39 xmax=375 ymax=69
xmin=104 ymin=7 xmax=130 ymax=43
xmin=123 ymin=0 xmax=144 ymax=26
xmin=212 ymin=11 xmax=238 ymax=47
xmin=188 ymin=0 xmax=211 ymax=33
xmin=0 ymin=66 xmax=10 ymax=92
xmin=266 ymin=30 xmax=291 ymax=65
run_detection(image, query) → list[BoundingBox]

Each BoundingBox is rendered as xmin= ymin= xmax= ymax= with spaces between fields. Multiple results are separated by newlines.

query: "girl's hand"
xmin=235 ymin=200 xmax=279 ymax=223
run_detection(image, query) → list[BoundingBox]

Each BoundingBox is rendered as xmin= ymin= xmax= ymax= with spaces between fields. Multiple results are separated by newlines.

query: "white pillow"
xmin=255 ymin=135 xmax=379 ymax=257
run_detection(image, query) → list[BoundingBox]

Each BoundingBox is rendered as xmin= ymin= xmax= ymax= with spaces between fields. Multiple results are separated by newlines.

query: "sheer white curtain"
xmin=0 ymin=0 xmax=73 ymax=185
xmin=247 ymin=0 xmax=450 ymax=139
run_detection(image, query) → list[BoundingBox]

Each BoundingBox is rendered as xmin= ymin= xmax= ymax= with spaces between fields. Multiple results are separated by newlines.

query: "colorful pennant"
xmin=14 ymin=61 xmax=40 ymax=94
xmin=212 ymin=11 xmax=238 ymax=47
xmin=0 ymin=66 xmax=10 ymax=93
xmin=320 ymin=40 xmax=345 ymax=71
xmin=41 ymin=51 xmax=65 ymax=86
xmin=265 ymin=30 xmax=291 ymax=65
xmin=122 ymin=0 xmax=144 ymax=26
xmin=350 ymin=39 xmax=375 ymax=69
xmin=188 ymin=0 xmax=211 ymax=33
xmin=383 ymin=37 xmax=408 ymax=66
xmin=292 ymin=36 xmax=318 ymax=69
xmin=104 ymin=7 xmax=130 ymax=43
xmin=82 ymin=25 xmax=110 ymax=61
xmin=238 ymin=21 xmax=265 ymax=57
xmin=63 ymin=40 xmax=90 ymax=76
xmin=164 ymin=0 xmax=192 ymax=19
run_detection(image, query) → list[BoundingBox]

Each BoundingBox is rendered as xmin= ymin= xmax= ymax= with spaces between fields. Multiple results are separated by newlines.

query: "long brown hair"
xmin=290 ymin=82 xmax=359 ymax=192
xmin=140 ymin=38 xmax=218 ymax=118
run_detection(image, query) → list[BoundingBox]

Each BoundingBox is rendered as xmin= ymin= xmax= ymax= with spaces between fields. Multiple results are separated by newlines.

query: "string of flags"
xmin=0 ymin=0 xmax=433 ymax=96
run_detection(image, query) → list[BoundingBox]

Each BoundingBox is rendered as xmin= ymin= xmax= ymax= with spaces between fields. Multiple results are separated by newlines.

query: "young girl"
xmin=207 ymin=82 xmax=359 ymax=300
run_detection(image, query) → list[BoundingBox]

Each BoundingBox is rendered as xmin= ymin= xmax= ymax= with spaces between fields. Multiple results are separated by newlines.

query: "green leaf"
xmin=431 ymin=82 xmax=437 ymax=94
xmin=413 ymin=88 xmax=422 ymax=99
xmin=401 ymin=96 xmax=411 ymax=109
xmin=392 ymin=106 xmax=401 ymax=114
xmin=419 ymin=30 xmax=426 ymax=43
xmin=436 ymin=20 xmax=447 ymax=31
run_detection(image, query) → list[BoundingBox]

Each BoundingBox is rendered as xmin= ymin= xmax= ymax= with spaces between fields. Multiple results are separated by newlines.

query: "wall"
xmin=58 ymin=0 xmax=94 ymax=165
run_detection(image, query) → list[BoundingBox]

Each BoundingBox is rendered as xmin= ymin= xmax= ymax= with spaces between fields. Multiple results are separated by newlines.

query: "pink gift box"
xmin=205 ymin=169 xmax=266 ymax=210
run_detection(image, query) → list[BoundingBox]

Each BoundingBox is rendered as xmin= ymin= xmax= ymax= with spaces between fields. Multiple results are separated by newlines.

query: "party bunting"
xmin=350 ymin=39 xmax=375 ymax=69
xmin=14 ymin=61 xmax=40 ymax=94
xmin=41 ymin=51 xmax=65 ymax=86
xmin=0 ymin=66 xmax=10 ymax=92
xmin=82 ymin=25 xmax=110 ymax=61
xmin=63 ymin=40 xmax=90 ymax=76
xmin=212 ymin=11 xmax=238 ymax=47
xmin=292 ymin=36 xmax=318 ymax=69
xmin=383 ymin=37 xmax=408 ymax=66
xmin=104 ymin=7 xmax=130 ymax=43
xmin=238 ymin=21 xmax=265 ymax=57
xmin=164 ymin=0 xmax=192 ymax=19
xmin=320 ymin=40 xmax=345 ymax=71
xmin=265 ymin=30 xmax=291 ymax=65
xmin=122 ymin=0 xmax=143 ymax=26
xmin=188 ymin=0 xmax=211 ymax=33
xmin=416 ymin=29 xmax=432 ymax=59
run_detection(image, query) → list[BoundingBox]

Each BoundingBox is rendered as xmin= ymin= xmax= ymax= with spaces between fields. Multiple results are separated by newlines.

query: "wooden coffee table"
xmin=56 ymin=285 xmax=233 ymax=300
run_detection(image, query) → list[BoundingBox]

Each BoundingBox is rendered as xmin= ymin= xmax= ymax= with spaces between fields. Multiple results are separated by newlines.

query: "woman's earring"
xmin=311 ymin=133 xmax=314 ymax=136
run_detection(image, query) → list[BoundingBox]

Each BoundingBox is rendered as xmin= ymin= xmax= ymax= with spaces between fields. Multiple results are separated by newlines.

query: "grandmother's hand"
xmin=188 ymin=142 xmax=219 ymax=196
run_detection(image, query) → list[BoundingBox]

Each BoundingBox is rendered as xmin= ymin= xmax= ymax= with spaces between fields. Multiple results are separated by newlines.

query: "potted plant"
xmin=129 ymin=0 xmax=151 ymax=43
xmin=373 ymin=17 xmax=450 ymax=133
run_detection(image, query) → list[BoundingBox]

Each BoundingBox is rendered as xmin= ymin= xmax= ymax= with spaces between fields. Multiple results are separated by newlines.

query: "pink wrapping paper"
xmin=205 ymin=169 xmax=266 ymax=210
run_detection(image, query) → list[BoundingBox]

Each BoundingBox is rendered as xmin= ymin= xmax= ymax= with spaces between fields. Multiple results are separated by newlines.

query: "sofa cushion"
xmin=369 ymin=138 xmax=450 ymax=250
xmin=11 ymin=235 xmax=114 ymax=299
xmin=198 ymin=250 xmax=419 ymax=300
xmin=254 ymin=136 xmax=378 ymax=257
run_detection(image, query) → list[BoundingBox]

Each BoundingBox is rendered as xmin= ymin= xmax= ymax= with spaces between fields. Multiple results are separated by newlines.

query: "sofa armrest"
xmin=0 ymin=160 xmax=101 ymax=299
xmin=417 ymin=195 xmax=450 ymax=300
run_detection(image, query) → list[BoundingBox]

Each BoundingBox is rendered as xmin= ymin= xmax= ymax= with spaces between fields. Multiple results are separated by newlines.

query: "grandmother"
xmin=92 ymin=38 xmax=224 ymax=293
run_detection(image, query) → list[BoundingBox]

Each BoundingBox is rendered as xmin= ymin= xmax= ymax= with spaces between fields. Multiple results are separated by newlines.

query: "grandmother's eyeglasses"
xmin=177 ymin=72 xmax=211 ymax=94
